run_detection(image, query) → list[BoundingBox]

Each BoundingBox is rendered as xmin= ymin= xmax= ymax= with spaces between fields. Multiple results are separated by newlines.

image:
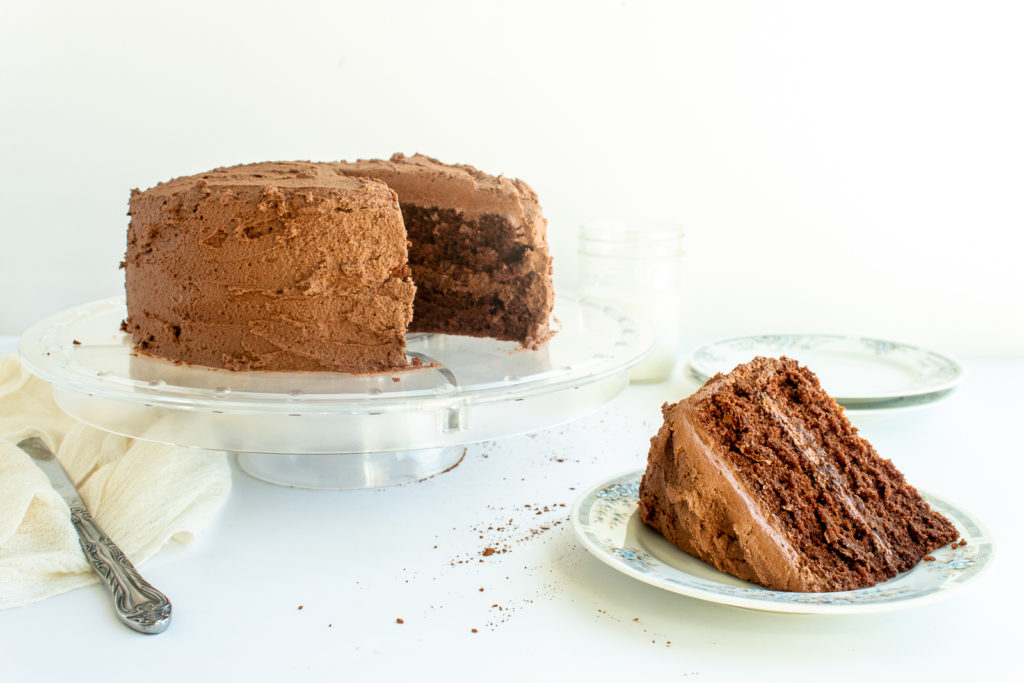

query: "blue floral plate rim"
xmin=570 ymin=469 xmax=994 ymax=615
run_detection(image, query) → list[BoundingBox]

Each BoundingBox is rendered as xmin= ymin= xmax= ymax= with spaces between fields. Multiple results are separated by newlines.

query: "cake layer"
xmin=124 ymin=162 xmax=416 ymax=373
xmin=639 ymin=356 xmax=957 ymax=592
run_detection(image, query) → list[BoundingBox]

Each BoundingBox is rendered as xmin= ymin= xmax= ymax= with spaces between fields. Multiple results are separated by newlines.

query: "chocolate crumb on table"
xmin=924 ymin=556 xmax=936 ymax=562
xmin=396 ymin=618 xmax=404 ymax=624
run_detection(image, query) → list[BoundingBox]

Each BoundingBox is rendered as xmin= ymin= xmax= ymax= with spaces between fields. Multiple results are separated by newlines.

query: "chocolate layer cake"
xmin=124 ymin=155 xmax=554 ymax=372
xmin=638 ymin=356 xmax=957 ymax=592
xmin=335 ymin=154 xmax=554 ymax=348
xmin=124 ymin=162 xmax=416 ymax=372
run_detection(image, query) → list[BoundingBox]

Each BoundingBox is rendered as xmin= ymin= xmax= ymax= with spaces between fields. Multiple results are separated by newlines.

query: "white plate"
xmin=571 ymin=470 xmax=994 ymax=614
xmin=688 ymin=334 xmax=964 ymax=404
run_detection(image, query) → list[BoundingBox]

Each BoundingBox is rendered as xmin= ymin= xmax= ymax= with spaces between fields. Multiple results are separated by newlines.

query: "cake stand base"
xmin=235 ymin=446 xmax=467 ymax=490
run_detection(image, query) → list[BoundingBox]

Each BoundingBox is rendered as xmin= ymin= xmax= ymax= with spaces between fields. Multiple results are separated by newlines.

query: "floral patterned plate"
xmin=571 ymin=470 xmax=994 ymax=614
xmin=688 ymin=335 xmax=964 ymax=404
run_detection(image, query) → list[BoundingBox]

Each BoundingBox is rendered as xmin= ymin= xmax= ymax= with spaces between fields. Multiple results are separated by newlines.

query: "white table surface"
xmin=1 ymin=335 xmax=1020 ymax=682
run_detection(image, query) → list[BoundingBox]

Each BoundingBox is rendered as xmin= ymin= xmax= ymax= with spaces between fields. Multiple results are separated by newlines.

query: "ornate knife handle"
xmin=70 ymin=503 xmax=172 ymax=634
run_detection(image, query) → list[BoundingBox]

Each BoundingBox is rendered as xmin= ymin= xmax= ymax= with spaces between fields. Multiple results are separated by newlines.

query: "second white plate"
xmin=571 ymin=470 xmax=994 ymax=615
xmin=688 ymin=334 xmax=964 ymax=403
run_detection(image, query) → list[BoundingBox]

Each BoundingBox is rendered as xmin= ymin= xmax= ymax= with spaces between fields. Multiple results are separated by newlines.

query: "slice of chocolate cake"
xmin=638 ymin=356 xmax=957 ymax=592
xmin=334 ymin=154 xmax=554 ymax=349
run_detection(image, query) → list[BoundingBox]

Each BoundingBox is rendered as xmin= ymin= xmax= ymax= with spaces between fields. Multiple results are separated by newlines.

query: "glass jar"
xmin=578 ymin=221 xmax=686 ymax=383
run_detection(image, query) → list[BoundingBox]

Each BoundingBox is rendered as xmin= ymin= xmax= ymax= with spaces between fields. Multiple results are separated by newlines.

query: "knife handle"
xmin=69 ymin=503 xmax=172 ymax=634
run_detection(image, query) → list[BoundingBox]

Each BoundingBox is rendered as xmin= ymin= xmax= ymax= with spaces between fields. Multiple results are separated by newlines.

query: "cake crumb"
xmin=923 ymin=555 xmax=936 ymax=562
xmin=72 ymin=339 xmax=81 ymax=345
xmin=482 ymin=547 xmax=496 ymax=557
xmin=297 ymin=605 xmax=303 ymax=610
xmin=396 ymin=617 xmax=404 ymax=624
xmin=471 ymin=628 xmax=478 ymax=633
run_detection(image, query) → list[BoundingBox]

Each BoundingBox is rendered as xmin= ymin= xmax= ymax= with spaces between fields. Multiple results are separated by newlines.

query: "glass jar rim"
xmin=579 ymin=220 xmax=685 ymax=244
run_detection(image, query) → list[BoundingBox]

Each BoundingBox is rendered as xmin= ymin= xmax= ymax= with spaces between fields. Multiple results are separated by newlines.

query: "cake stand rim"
xmin=18 ymin=291 xmax=653 ymax=415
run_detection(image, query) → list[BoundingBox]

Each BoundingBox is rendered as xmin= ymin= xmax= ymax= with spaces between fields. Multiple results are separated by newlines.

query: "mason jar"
xmin=579 ymin=221 xmax=686 ymax=383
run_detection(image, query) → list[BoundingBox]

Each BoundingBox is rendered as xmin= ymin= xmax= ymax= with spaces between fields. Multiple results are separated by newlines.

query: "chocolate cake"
xmin=335 ymin=153 xmax=553 ymax=348
xmin=123 ymin=155 xmax=553 ymax=373
xmin=638 ymin=356 xmax=957 ymax=592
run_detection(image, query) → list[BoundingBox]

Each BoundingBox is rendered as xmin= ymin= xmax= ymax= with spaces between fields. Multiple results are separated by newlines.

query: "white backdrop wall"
xmin=2 ymin=0 xmax=1021 ymax=356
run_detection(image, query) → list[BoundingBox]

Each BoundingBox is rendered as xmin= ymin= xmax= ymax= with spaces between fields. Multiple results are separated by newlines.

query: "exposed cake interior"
xmin=334 ymin=153 xmax=554 ymax=349
xmin=639 ymin=356 xmax=957 ymax=591
xmin=401 ymin=205 xmax=551 ymax=344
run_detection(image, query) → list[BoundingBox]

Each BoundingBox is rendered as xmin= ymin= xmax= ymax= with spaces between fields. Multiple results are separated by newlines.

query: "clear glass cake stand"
xmin=19 ymin=293 xmax=650 ymax=489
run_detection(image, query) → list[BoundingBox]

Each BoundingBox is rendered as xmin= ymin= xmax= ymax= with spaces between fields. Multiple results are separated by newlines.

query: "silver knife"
xmin=17 ymin=436 xmax=172 ymax=634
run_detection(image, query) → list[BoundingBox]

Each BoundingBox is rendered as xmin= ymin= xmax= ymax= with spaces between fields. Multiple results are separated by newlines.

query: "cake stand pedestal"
xmin=235 ymin=447 xmax=465 ymax=489
xmin=19 ymin=293 xmax=650 ymax=489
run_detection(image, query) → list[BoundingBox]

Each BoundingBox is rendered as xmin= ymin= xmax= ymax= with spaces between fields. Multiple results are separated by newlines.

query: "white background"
xmin=2 ymin=0 xmax=1022 ymax=355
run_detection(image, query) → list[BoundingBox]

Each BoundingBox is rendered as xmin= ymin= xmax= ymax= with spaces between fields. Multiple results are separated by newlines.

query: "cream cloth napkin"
xmin=0 ymin=354 xmax=231 ymax=609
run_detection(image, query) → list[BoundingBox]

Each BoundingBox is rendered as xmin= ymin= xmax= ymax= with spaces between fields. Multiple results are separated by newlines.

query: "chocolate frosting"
xmin=334 ymin=153 xmax=548 ymax=250
xmin=124 ymin=162 xmax=415 ymax=372
xmin=640 ymin=400 xmax=830 ymax=592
